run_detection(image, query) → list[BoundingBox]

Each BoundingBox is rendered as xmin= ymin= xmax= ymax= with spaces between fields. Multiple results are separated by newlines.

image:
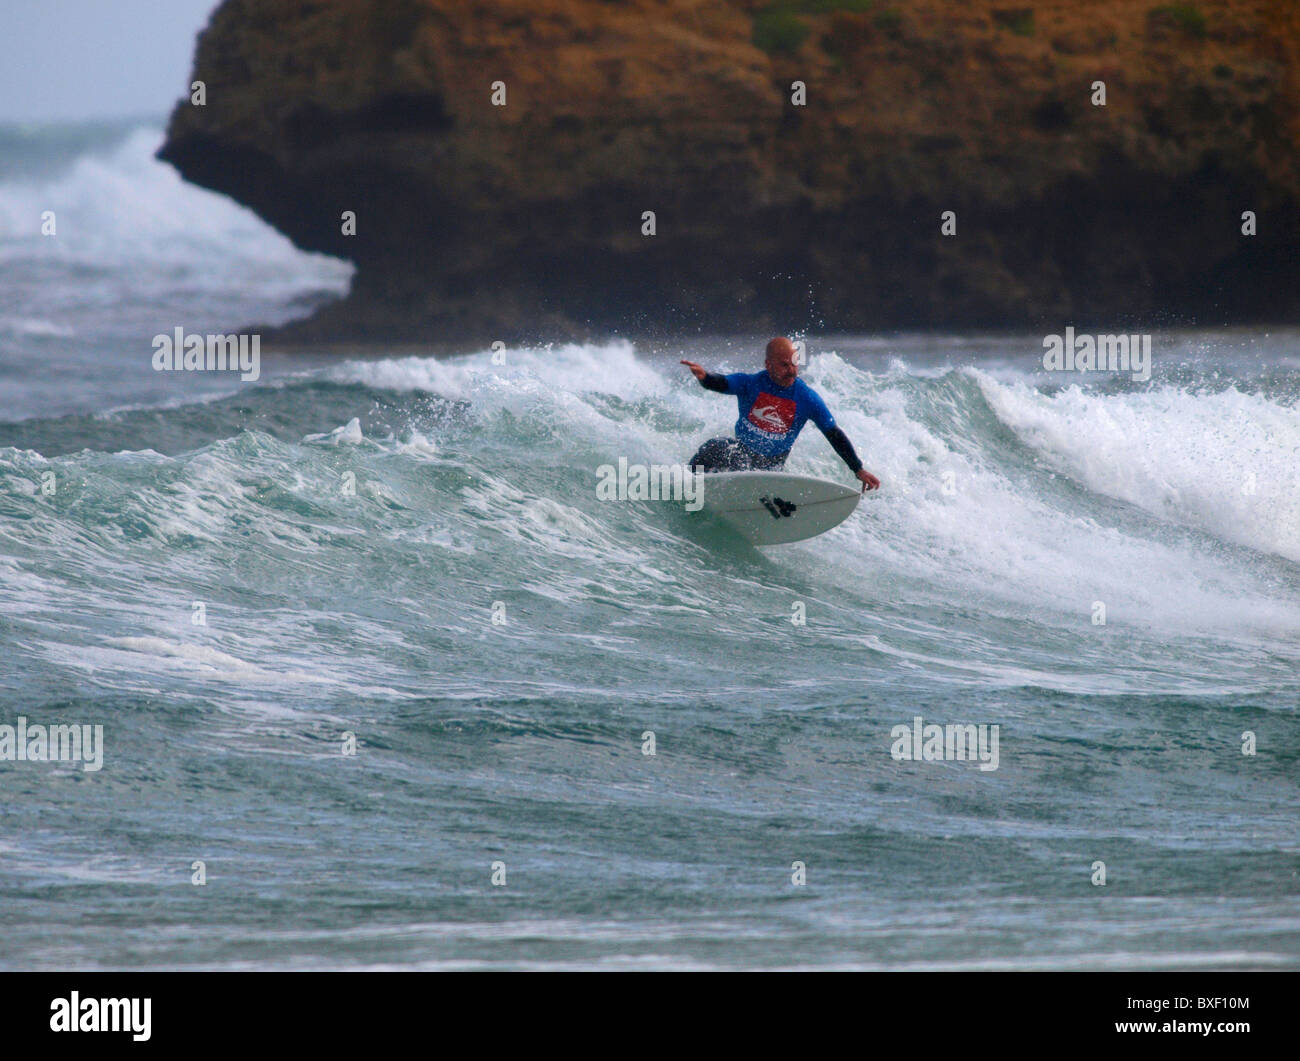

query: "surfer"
xmin=681 ymin=337 xmax=881 ymax=490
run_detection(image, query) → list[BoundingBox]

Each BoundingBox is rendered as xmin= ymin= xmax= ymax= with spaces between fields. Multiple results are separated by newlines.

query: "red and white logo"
xmin=747 ymin=392 xmax=796 ymax=435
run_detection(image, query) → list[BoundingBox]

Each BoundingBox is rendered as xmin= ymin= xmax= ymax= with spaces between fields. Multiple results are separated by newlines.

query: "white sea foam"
xmin=0 ymin=126 xmax=352 ymax=299
xmin=976 ymin=371 xmax=1300 ymax=562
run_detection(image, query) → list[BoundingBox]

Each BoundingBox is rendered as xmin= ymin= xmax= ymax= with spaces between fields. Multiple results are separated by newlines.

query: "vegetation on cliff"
xmin=160 ymin=0 xmax=1300 ymax=341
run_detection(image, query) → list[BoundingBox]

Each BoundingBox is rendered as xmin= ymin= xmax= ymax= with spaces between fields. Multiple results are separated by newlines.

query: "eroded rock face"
xmin=161 ymin=0 xmax=1300 ymax=341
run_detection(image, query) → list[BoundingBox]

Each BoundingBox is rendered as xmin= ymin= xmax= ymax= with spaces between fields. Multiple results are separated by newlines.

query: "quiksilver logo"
xmin=747 ymin=393 xmax=796 ymax=434
xmin=50 ymin=992 xmax=151 ymax=1041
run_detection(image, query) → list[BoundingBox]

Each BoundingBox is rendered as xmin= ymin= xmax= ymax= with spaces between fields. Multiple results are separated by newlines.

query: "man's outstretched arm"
xmin=819 ymin=424 xmax=881 ymax=491
xmin=824 ymin=426 xmax=862 ymax=473
xmin=680 ymin=360 xmax=730 ymax=393
xmin=806 ymin=391 xmax=881 ymax=491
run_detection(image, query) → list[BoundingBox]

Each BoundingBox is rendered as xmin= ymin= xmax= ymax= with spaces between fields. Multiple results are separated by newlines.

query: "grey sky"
xmin=0 ymin=0 xmax=219 ymax=123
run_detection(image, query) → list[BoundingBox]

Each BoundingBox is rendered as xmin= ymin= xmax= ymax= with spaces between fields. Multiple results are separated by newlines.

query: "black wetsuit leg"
xmin=688 ymin=437 xmax=787 ymax=473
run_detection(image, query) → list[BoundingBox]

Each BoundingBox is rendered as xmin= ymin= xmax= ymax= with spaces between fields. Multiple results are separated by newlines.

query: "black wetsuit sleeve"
xmin=700 ymin=372 xmax=730 ymax=393
xmin=823 ymin=425 xmax=864 ymax=473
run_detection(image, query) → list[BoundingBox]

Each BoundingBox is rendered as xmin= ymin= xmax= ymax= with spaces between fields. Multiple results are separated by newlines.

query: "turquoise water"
xmin=0 ymin=123 xmax=1296 ymax=969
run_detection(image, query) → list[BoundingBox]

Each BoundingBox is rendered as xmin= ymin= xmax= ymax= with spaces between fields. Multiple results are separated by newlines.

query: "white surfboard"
xmin=691 ymin=470 xmax=861 ymax=545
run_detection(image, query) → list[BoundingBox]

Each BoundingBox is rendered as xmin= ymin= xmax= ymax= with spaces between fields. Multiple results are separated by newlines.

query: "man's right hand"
xmin=680 ymin=360 xmax=706 ymax=381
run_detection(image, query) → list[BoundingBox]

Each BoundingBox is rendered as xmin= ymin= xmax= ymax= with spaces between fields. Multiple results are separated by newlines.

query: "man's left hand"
xmin=856 ymin=468 xmax=881 ymax=492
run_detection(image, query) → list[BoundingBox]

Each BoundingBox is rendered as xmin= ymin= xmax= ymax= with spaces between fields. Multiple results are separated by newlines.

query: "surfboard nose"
xmin=690 ymin=470 xmax=860 ymax=545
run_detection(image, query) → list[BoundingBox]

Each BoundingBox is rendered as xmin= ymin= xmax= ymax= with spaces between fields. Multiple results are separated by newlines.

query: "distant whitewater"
xmin=0 ymin=122 xmax=1296 ymax=970
xmin=0 ymin=122 xmax=351 ymax=419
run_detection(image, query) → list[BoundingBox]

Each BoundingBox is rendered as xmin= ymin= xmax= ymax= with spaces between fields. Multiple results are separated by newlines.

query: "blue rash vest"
xmin=721 ymin=371 xmax=837 ymax=458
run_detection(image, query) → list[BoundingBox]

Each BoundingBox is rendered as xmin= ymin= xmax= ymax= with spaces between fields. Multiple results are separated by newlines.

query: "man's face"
xmin=766 ymin=346 xmax=798 ymax=388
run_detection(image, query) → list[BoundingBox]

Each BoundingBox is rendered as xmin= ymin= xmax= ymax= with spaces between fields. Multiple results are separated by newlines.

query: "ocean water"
xmin=0 ymin=123 xmax=1297 ymax=970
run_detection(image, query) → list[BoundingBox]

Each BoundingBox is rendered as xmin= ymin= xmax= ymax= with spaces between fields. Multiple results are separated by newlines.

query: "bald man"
xmin=681 ymin=337 xmax=881 ymax=491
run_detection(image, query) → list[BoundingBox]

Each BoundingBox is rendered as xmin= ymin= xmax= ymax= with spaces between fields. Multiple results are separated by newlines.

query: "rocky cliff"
xmin=160 ymin=0 xmax=1300 ymax=341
